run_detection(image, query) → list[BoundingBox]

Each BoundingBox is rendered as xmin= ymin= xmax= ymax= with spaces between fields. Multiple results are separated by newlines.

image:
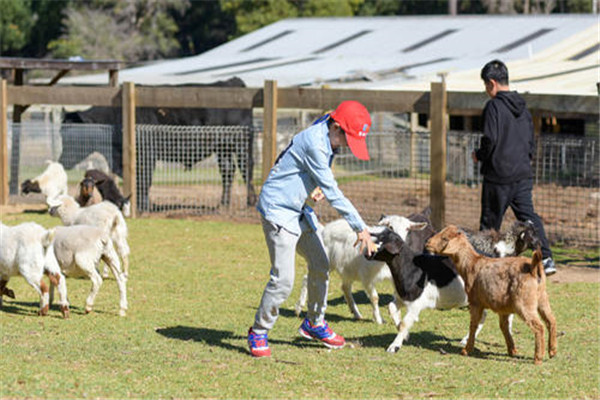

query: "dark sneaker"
xmin=298 ymin=318 xmax=345 ymax=349
xmin=248 ymin=328 xmax=271 ymax=358
xmin=543 ymin=258 xmax=557 ymax=276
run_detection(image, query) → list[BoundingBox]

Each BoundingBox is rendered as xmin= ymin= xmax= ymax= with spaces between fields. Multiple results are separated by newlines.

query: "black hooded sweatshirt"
xmin=475 ymin=90 xmax=535 ymax=184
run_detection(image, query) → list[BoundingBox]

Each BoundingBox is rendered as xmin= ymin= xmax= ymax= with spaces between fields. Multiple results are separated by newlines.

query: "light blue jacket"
xmin=257 ymin=119 xmax=366 ymax=235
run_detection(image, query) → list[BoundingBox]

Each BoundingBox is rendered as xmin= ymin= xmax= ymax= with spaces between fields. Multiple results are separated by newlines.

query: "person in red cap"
xmin=247 ymin=100 xmax=377 ymax=357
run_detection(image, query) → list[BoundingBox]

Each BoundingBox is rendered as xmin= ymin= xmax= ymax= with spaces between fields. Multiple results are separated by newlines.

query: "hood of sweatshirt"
xmin=496 ymin=91 xmax=527 ymax=118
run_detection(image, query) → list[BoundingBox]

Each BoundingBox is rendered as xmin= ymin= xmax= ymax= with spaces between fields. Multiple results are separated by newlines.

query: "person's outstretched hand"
xmin=310 ymin=186 xmax=325 ymax=202
xmin=355 ymin=228 xmax=377 ymax=257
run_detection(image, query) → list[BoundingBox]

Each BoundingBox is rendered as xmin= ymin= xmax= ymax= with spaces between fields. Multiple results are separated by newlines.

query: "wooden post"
xmin=430 ymin=81 xmax=447 ymax=231
xmin=262 ymin=80 xmax=278 ymax=183
xmin=409 ymin=112 xmax=419 ymax=177
xmin=533 ymin=114 xmax=543 ymax=183
xmin=0 ymin=80 xmax=8 ymax=205
xmin=9 ymin=68 xmax=24 ymax=195
xmin=122 ymin=82 xmax=137 ymax=218
xmin=109 ymin=70 xmax=119 ymax=87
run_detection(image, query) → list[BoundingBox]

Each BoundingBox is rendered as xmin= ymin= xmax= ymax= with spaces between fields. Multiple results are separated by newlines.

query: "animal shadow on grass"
xmin=290 ymin=292 xmax=396 ymax=323
xmin=328 ymin=292 xmax=395 ymax=307
xmin=278 ymin=303 xmax=372 ymax=324
xmin=358 ymin=330 xmax=530 ymax=363
xmin=23 ymin=209 xmax=49 ymax=214
xmin=0 ymin=301 xmax=84 ymax=318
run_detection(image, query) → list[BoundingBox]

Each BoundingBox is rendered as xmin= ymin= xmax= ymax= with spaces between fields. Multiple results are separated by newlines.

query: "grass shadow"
xmin=356 ymin=330 xmax=532 ymax=363
xmin=156 ymin=325 xmax=249 ymax=355
xmin=278 ymin=307 xmax=362 ymax=324
xmin=23 ymin=209 xmax=49 ymax=214
xmin=328 ymin=292 xmax=395 ymax=307
xmin=156 ymin=325 xmax=331 ymax=355
xmin=0 ymin=300 xmax=82 ymax=319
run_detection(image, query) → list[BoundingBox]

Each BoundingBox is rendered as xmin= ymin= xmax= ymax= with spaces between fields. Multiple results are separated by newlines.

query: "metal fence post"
xmin=122 ymin=81 xmax=136 ymax=217
xmin=430 ymin=81 xmax=447 ymax=231
xmin=0 ymin=80 xmax=8 ymax=205
xmin=262 ymin=80 xmax=278 ymax=183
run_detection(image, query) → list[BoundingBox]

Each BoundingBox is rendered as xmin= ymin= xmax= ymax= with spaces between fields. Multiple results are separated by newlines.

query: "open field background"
xmin=0 ymin=212 xmax=598 ymax=399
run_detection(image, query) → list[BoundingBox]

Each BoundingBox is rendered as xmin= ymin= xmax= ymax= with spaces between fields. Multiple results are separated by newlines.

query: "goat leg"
xmin=522 ymin=311 xmax=545 ymax=365
xmin=499 ymin=313 xmax=517 ymax=356
xmin=538 ymin=292 xmax=558 ymax=358
xmin=462 ymin=306 xmax=484 ymax=356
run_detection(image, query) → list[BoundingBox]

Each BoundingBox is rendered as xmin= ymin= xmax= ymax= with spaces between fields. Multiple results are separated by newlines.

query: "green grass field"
xmin=0 ymin=213 xmax=598 ymax=399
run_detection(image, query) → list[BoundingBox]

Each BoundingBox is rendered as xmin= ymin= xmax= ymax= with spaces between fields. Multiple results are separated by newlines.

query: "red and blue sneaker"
xmin=248 ymin=327 xmax=271 ymax=358
xmin=298 ymin=318 xmax=346 ymax=349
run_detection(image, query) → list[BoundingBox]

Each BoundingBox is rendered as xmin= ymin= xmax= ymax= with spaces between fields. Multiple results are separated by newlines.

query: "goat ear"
xmin=421 ymin=206 xmax=432 ymax=218
xmin=378 ymin=214 xmax=387 ymax=223
xmin=383 ymin=240 xmax=401 ymax=255
xmin=125 ymin=194 xmax=131 ymax=202
xmin=441 ymin=232 xmax=463 ymax=255
xmin=409 ymin=222 xmax=428 ymax=231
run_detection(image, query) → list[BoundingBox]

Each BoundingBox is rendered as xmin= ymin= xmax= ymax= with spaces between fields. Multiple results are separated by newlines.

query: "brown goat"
xmin=425 ymin=225 xmax=557 ymax=365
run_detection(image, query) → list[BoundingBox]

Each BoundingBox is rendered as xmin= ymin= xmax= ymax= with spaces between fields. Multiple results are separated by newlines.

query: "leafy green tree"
xmin=48 ymin=0 xmax=189 ymax=61
xmin=220 ymin=0 xmax=299 ymax=38
xmin=24 ymin=0 xmax=70 ymax=58
xmin=172 ymin=0 xmax=236 ymax=56
xmin=0 ymin=0 xmax=35 ymax=55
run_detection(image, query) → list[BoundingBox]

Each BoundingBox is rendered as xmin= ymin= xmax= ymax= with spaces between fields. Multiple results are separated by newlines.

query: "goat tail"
xmin=531 ymin=246 xmax=544 ymax=278
xmin=43 ymin=228 xmax=56 ymax=248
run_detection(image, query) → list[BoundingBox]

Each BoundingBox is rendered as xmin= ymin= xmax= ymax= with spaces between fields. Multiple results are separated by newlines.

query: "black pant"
xmin=480 ymin=178 xmax=552 ymax=259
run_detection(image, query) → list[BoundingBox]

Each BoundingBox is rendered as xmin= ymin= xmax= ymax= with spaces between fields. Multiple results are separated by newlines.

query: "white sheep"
xmin=50 ymin=225 xmax=128 ymax=316
xmin=295 ymin=215 xmax=424 ymax=324
xmin=20 ymin=161 xmax=68 ymax=206
xmin=0 ymin=222 xmax=69 ymax=318
xmin=48 ymin=195 xmax=130 ymax=278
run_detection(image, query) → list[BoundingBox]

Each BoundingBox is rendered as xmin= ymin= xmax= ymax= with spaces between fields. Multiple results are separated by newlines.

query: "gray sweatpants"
xmin=252 ymin=216 xmax=330 ymax=334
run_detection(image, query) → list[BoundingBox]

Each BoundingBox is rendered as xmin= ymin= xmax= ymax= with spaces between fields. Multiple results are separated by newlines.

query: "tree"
xmin=220 ymin=0 xmax=298 ymax=38
xmin=23 ymin=0 xmax=70 ymax=58
xmin=0 ymin=0 xmax=35 ymax=56
xmin=48 ymin=0 xmax=189 ymax=61
xmin=172 ymin=0 xmax=236 ymax=56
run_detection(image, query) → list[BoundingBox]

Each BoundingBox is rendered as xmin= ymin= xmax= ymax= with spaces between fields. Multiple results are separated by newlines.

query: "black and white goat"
xmin=371 ymin=214 xmax=540 ymax=352
xmin=371 ymin=225 xmax=469 ymax=352
xmin=465 ymin=220 xmax=539 ymax=258
xmin=295 ymin=215 xmax=423 ymax=324
xmin=20 ymin=161 xmax=68 ymax=206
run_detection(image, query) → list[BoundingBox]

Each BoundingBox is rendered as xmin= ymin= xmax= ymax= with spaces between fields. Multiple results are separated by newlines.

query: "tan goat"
xmin=425 ymin=225 xmax=557 ymax=365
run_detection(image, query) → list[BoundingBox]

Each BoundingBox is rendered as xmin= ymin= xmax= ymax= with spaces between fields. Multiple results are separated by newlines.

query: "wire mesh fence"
xmin=136 ymin=124 xmax=255 ymax=214
xmin=6 ymin=119 xmax=599 ymax=247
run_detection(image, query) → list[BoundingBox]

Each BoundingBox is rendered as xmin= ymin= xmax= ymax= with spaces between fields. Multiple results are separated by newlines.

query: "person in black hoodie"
xmin=472 ymin=59 xmax=556 ymax=275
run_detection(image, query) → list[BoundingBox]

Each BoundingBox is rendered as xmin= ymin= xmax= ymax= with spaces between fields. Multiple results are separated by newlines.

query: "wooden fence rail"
xmin=1 ymin=79 xmax=597 ymax=229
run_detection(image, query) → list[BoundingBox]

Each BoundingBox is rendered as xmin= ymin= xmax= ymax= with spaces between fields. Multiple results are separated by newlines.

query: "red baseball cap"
xmin=330 ymin=101 xmax=371 ymax=160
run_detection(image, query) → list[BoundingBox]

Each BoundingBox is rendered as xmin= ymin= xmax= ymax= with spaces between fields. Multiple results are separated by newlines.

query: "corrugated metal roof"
xmin=59 ymin=15 xmax=599 ymax=95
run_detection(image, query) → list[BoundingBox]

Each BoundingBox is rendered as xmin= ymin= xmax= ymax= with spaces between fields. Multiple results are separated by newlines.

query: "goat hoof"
xmin=119 ymin=309 xmax=127 ymax=317
xmin=549 ymin=349 xmax=557 ymax=358
xmin=85 ymin=307 xmax=92 ymax=314
xmin=386 ymin=346 xmax=400 ymax=353
xmin=460 ymin=348 xmax=469 ymax=356
xmin=534 ymin=359 xmax=542 ymax=365
xmin=509 ymin=348 xmax=518 ymax=357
